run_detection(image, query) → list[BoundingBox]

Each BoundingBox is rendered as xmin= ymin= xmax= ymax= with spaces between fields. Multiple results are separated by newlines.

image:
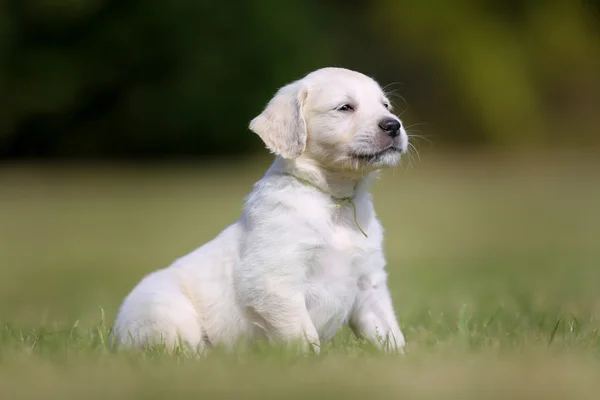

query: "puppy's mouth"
xmin=349 ymin=146 xmax=403 ymax=163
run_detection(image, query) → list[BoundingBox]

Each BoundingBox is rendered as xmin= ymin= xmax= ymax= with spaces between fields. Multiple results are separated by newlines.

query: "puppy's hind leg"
xmin=110 ymin=270 xmax=206 ymax=355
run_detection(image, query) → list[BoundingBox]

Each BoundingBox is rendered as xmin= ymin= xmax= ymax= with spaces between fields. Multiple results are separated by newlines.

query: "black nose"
xmin=379 ymin=118 xmax=401 ymax=138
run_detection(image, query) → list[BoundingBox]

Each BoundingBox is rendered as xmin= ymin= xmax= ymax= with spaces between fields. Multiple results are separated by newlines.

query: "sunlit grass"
xmin=1 ymin=150 xmax=600 ymax=398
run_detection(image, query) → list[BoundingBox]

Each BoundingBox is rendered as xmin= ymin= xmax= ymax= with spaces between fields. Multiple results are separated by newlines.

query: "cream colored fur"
xmin=110 ymin=67 xmax=409 ymax=354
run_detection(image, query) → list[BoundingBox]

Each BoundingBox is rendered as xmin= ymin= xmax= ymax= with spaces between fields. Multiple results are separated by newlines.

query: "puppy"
xmin=110 ymin=67 xmax=408 ymax=354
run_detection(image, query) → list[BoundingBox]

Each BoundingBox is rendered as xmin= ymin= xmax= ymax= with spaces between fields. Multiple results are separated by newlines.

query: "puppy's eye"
xmin=337 ymin=104 xmax=354 ymax=112
xmin=383 ymin=103 xmax=391 ymax=110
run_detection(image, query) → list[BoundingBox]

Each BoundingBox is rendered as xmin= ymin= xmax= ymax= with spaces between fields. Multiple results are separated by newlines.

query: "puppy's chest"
xmin=304 ymin=225 xmax=376 ymax=338
xmin=309 ymin=223 xmax=372 ymax=278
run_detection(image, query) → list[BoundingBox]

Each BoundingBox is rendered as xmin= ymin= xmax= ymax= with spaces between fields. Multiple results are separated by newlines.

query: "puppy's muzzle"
xmin=378 ymin=118 xmax=401 ymax=138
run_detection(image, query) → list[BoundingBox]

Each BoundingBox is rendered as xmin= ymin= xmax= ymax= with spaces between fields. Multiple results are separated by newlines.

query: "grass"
xmin=1 ymin=149 xmax=600 ymax=398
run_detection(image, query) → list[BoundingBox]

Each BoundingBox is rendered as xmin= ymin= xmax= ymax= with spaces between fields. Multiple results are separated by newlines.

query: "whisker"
xmin=399 ymin=105 xmax=411 ymax=117
xmin=407 ymin=134 xmax=433 ymax=144
xmin=382 ymin=82 xmax=405 ymax=92
xmin=402 ymin=153 xmax=414 ymax=171
xmin=386 ymin=92 xmax=409 ymax=106
xmin=404 ymin=122 xmax=431 ymax=129
xmin=408 ymin=142 xmax=421 ymax=163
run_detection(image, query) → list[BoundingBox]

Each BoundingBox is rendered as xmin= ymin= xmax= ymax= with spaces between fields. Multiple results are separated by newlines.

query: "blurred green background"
xmin=1 ymin=2 xmax=600 ymax=398
xmin=1 ymin=0 xmax=599 ymax=159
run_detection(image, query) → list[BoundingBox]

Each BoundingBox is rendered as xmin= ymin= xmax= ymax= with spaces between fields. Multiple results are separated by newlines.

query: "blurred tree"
xmin=0 ymin=0 xmax=598 ymax=159
xmin=371 ymin=0 xmax=600 ymax=147
xmin=0 ymin=0 xmax=339 ymax=159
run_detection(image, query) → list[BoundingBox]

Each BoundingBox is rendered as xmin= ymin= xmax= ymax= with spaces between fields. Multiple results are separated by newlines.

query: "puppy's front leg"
xmin=246 ymin=291 xmax=320 ymax=354
xmin=238 ymin=227 xmax=322 ymax=353
xmin=350 ymin=270 xmax=405 ymax=353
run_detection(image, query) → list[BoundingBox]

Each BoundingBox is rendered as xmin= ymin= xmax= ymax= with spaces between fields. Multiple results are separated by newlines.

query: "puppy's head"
xmin=250 ymin=67 xmax=408 ymax=171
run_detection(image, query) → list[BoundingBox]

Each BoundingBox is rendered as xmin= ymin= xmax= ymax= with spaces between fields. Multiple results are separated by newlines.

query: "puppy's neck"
xmin=268 ymin=156 xmax=376 ymax=199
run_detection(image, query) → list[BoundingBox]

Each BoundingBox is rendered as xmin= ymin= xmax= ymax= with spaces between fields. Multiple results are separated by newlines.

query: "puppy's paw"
xmin=378 ymin=331 xmax=406 ymax=355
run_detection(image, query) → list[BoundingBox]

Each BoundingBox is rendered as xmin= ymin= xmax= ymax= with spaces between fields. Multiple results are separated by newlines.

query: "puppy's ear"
xmin=249 ymin=81 xmax=308 ymax=159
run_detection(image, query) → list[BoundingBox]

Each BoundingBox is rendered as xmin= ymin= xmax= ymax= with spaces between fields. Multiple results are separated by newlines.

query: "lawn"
xmin=1 ymin=150 xmax=600 ymax=399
